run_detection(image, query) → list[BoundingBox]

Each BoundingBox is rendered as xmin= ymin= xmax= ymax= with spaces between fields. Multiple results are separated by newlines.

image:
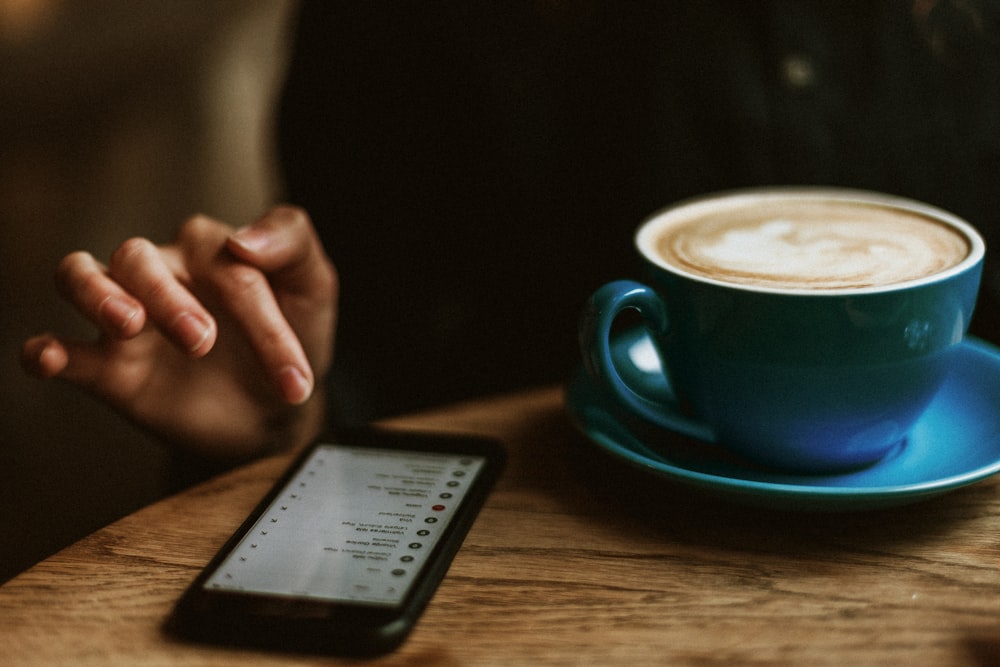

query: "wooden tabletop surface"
xmin=2 ymin=385 xmax=1000 ymax=666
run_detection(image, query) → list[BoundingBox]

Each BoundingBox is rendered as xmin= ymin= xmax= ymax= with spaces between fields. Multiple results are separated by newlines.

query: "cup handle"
xmin=579 ymin=280 xmax=714 ymax=441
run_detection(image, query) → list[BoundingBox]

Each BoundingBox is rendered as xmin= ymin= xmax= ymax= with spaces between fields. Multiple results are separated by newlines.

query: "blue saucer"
xmin=566 ymin=328 xmax=1000 ymax=511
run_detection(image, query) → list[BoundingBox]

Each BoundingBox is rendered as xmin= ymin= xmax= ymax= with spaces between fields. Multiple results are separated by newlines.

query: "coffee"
xmin=645 ymin=197 xmax=970 ymax=290
xmin=584 ymin=189 xmax=985 ymax=472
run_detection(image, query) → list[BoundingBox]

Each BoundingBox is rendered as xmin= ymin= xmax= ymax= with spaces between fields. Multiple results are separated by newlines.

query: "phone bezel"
xmin=166 ymin=427 xmax=505 ymax=656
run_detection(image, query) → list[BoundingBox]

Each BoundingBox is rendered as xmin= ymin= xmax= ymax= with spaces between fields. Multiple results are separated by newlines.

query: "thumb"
xmin=226 ymin=206 xmax=336 ymax=298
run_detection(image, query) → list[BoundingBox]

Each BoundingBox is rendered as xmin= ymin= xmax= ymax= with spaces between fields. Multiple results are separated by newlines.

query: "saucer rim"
xmin=566 ymin=333 xmax=1000 ymax=510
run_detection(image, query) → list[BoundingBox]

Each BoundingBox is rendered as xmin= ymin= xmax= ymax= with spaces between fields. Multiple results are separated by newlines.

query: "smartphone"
xmin=167 ymin=427 xmax=505 ymax=657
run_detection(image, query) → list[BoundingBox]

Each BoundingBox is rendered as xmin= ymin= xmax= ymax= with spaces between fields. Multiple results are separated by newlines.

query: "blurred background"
xmin=1 ymin=0 xmax=298 ymax=581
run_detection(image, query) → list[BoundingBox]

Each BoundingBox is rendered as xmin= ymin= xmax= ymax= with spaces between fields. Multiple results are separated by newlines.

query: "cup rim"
xmin=635 ymin=187 xmax=986 ymax=296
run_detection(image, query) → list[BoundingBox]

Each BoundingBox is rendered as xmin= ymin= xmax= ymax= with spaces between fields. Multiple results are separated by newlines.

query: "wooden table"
xmin=3 ymin=386 xmax=1000 ymax=665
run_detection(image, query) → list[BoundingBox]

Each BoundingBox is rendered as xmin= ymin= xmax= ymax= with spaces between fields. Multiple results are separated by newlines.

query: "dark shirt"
xmin=278 ymin=1 xmax=1000 ymax=422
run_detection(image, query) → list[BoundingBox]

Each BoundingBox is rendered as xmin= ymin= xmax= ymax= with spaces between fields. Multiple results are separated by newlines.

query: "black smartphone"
xmin=167 ymin=427 xmax=505 ymax=657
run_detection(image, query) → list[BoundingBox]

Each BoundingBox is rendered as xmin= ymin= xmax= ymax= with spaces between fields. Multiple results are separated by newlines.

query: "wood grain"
xmin=2 ymin=386 xmax=1000 ymax=665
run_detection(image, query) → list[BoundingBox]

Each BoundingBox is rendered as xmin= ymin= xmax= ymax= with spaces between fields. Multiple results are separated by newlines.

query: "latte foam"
xmin=650 ymin=199 xmax=971 ymax=290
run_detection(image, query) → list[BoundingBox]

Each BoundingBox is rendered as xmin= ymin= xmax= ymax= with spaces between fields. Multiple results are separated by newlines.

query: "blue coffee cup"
xmin=579 ymin=189 xmax=984 ymax=473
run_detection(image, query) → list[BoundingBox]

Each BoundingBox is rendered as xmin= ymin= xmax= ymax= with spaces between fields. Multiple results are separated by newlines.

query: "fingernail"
xmin=230 ymin=227 xmax=269 ymax=253
xmin=278 ymin=365 xmax=313 ymax=404
xmin=99 ymin=296 xmax=139 ymax=333
xmin=173 ymin=312 xmax=213 ymax=353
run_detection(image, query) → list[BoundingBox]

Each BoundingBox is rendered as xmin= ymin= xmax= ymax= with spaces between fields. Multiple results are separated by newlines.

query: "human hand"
xmin=21 ymin=206 xmax=337 ymax=461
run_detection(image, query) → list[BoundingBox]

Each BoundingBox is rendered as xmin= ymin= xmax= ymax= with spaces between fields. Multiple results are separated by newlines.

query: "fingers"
xmin=28 ymin=208 xmax=330 ymax=407
xmin=55 ymin=252 xmax=145 ymax=338
xmin=178 ymin=212 xmax=321 ymax=404
xmin=208 ymin=253 xmax=316 ymax=404
xmin=54 ymin=241 xmax=217 ymax=357
xmin=21 ymin=334 xmax=69 ymax=379
xmin=108 ymin=237 xmax=218 ymax=356
xmin=20 ymin=334 xmax=108 ymax=391
xmin=226 ymin=206 xmax=338 ymax=377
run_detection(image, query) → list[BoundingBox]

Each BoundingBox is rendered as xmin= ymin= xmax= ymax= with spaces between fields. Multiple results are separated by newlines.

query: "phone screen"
xmin=169 ymin=429 xmax=504 ymax=656
xmin=203 ymin=443 xmax=489 ymax=607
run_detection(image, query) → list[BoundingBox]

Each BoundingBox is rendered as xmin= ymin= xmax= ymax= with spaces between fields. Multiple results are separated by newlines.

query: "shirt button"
xmin=780 ymin=53 xmax=817 ymax=91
